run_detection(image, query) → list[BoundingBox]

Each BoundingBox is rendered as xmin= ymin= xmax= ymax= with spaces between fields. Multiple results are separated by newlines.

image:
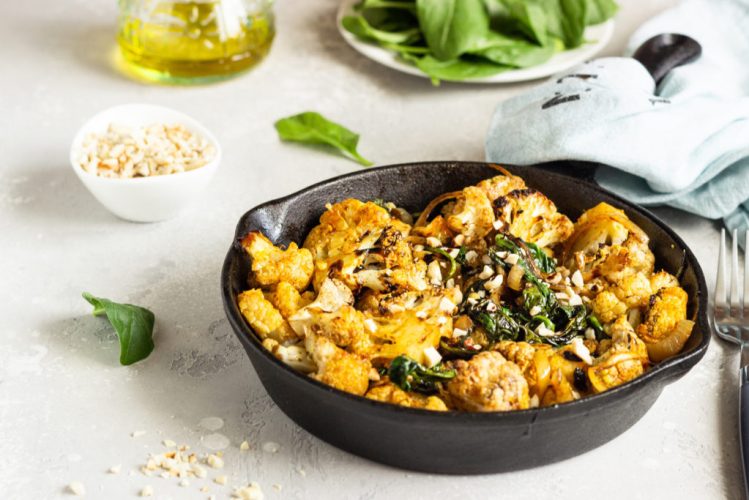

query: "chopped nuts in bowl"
xmin=70 ymin=104 xmax=221 ymax=222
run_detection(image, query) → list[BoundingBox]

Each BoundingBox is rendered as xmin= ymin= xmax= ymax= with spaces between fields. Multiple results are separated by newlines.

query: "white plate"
xmin=336 ymin=0 xmax=615 ymax=84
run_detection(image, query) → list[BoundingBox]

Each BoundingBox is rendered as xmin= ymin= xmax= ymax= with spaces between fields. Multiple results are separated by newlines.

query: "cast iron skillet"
xmin=221 ymin=161 xmax=709 ymax=474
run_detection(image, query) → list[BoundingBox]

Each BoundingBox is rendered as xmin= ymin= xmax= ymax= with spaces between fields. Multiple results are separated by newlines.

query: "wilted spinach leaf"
xmin=388 ymin=355 xmax=456 ymax=393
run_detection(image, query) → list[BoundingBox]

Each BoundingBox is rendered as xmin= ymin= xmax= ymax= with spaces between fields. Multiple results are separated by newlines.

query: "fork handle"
xmin=740 ymin=364 xmax=749 ymax=497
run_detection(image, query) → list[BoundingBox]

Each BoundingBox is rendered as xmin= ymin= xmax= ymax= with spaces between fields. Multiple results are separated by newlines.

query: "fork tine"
xmin=716 ymin=228 xmax=727 ymax=310
xmin=732 ymin=229 xmax=741 ymax=314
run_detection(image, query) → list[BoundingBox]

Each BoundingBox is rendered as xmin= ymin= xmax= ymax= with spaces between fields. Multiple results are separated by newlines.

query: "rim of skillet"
xmin=221 ymin=160 xmax=710 ymax=423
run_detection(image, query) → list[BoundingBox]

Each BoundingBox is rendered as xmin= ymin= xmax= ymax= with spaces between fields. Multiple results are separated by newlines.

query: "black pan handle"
xmin=631 ymin=33 xmax=702 ymax=86
xmin=740 ymin=363 xmax=749 ymax=498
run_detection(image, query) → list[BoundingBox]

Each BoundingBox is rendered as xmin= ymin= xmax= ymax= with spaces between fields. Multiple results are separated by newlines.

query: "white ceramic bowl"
xmin=70 ymin=104 xmax=221 ymax=222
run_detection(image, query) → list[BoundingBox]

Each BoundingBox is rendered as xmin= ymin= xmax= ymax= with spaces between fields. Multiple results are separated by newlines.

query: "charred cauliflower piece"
xmin=264 ymin=281 xmax=313 ymax=319
xmin=636 ymin=287 xmax=688 ymax=344
xmin=494 ymin=188 xmax=573 ymax=248
xmin=608 ymin=272 xmax=652 ymax=309
xmin=447 ymin=351 xmax=530 ymax=412
xmin=650 ymin=271 xmax=679 ymax=292
xmin=564 ymin=203 xmax=654 ymax=282
xmin=238 ymin=289 xmax=298 ymax=344
xmin=303 ymin=199 xmax=426 ymax=293
xmin=262 ymin=338 xmax=316 ymax=373
xmin=476 ymin=173 xmax=527 ymax=202
xmin=590 ymin=290 xmax=628 ymax=324
xmin=288 ymin=278 xmax=374 ymax=356
xmin=494 ymin=340 xmax=554 ymax=398
xmin=242 ymin=232 xmax=313 ymax=291
xmin=588 ymin=316 xmax=648 ymax=393
xmin=305 ymin=334 xmax=372 ymax=396
xmin=366 ymin=382 xmax=448 ymax=411
xmin=445 ymin=186 xmax=495 ymax=244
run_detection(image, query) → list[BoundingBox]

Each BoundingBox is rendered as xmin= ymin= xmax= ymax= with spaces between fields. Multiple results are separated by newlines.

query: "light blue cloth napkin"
xmin=485 ymin=0 xmax=749 ymax=247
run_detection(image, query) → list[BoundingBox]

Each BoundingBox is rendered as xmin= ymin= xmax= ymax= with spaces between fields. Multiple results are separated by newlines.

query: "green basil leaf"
xmin=416 ymin=0 xmax=490 ymax=60
xmin=274 ymin=112 xmax=373 ymax=167
xmin=82 ymin=292 xmax=155 ymax=366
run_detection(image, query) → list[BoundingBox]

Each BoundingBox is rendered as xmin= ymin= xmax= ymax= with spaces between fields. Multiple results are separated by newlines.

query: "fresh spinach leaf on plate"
xmin=82 ymin=292 xmax=155 ymax=366
xmin=274 ymin=112 xmax=373 ymax=167
xmin=416 ymin=0 xmax=489 ymax=60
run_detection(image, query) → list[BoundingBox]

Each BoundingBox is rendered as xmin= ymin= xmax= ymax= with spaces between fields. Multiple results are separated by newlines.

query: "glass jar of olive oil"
xmin=117 ymin=0 xmax=274 ymax=84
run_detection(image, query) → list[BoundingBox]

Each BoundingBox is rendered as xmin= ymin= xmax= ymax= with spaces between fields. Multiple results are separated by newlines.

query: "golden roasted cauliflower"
xmin=493 ymin=188 xmax=573 ymax=248
xmin=366 ymin=382 xmax=448 ymax=411
xmin=238 ymin=289 xmax=298 ymax=344
xmin=305 ymin=334 xmax=372 ymax=396
xmin=636 ymin=286 xmax=688 ymax=344
xmin=242 ymin=232 xmax=313 ymax=291
xmin=447 ymin=352 xmax=530 ymax=412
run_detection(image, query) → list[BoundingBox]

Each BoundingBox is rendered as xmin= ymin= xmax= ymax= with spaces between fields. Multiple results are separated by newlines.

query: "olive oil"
xmin=117 ymin=0 xmax=274 ymax=84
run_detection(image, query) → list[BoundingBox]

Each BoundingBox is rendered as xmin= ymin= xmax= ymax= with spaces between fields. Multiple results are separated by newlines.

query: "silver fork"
xmin=714 ymin=228 xmax=749 ymax=497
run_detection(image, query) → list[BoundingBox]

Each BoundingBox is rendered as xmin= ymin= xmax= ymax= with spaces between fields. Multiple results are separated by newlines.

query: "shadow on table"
xmin=8 ymin=164 xmax=124 ymax=225
xmin=27 ymin=17 xmax=127 ymax=83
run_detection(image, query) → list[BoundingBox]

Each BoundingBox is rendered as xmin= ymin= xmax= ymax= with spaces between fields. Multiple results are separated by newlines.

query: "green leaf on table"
xmin=82 ymin=292 xmax=155 ymax=366
xmin=416 ymin=0 xmax=490 ymax=60
xmin=274 ymin=112 xmax=373 ymax=166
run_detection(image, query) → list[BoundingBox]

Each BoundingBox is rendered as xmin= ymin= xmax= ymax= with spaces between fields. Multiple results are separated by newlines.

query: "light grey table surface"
xmin=1 ymin=0 xmax=740 ymax=498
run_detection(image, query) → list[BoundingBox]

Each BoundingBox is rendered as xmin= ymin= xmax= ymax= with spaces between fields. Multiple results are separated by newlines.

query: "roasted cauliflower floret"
xmin=590 ymin=290 xmax=628 ymax=324
xmin=564 ymin=203 xmax=654 ymax=282
xmin=412 ymin=215 xmax=454 ymax=242
xmin=650 ymin=271 xmax=679 ymax=292
xmin=287 ymin=278 xmax=374 ymax=355
xmin=445 ymin=186 xmax=495 ymax=244
xmin=494 ymin=341 xmax=554 ymax=397
xmin=305 ymin=334 xmax=371 ymax=396
xmin=588 ymin=316 xmax=648 ymax=393
xmin=366 ymin=382 xmax=448 ymax=411
xmin=242 ymin=232 xmax=313 ymax=291
xmin=262 ymin=338 xmax=316 ymax=373
xmin=447 ymin=352 xmax=529 ymax=412
xmin=303 ymin=200 xmax=426 ymax=293
xmin=494 ymin=188 xmax=573 ymax=248
xmin=264 ymin=281 xmax=313 ymax=319
xmin=476 ymin=173 xmax=526 ymax=202
xmin=608 ymin=272 xmax=652 ymax=308
xmin=636 ymin=287 xmax=688 ymax=343
xmin=238 ymin=289 xmax=298 ymax=344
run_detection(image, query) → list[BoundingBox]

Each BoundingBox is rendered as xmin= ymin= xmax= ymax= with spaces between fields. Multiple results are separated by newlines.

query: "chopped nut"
xmin=206 ymin=454 xmax=224 ymax=469
xmin=163 ymin=439 xmax=176 ymax=447
xmin=131 ymin=430 xmax=147 ymax=438
xmin=214 ymin=475 xmax=228 ymax=485
xmin=67 ymin=481 xmax=86 ymax=496
xmin=425 ymin=236 xmax=442 ymax=248
xmin=76 ymin=123 xmax=215 ymax=179
xmin=139 ymin=485 xmax=153 ymax=497
xmin=232 ymin=482 xmax=264 ymax=500
xmin=179 ymin=479 xmax=190 ymax=487
xmin=107 ymin=465 xmax=121 ymax=475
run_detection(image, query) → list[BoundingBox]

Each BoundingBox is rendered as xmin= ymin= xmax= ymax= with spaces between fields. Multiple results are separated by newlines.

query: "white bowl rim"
xmin=69 ymin=103 xmax=222 ymax=185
